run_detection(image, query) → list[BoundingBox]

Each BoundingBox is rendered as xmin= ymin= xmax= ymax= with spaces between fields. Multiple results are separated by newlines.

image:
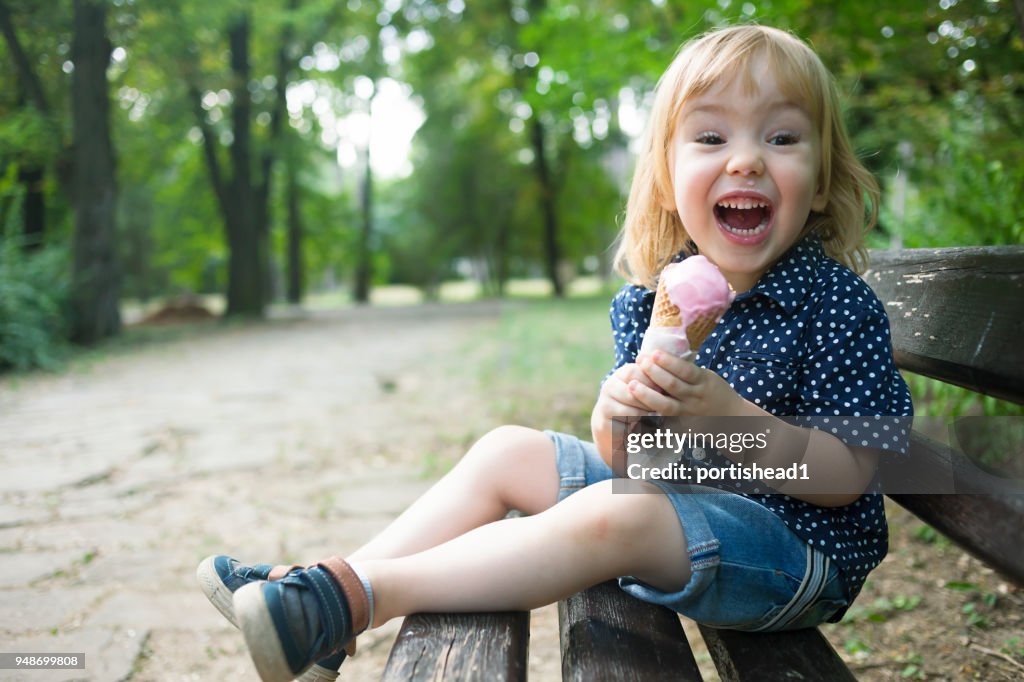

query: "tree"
xmin=171 ymin=0 xmax=344 ymax=315
xmin=182 ymin=10 xmax=263 ymax=316
xmin=0 ymin=0 xmax=72 ymax=250
xmin=69 ymin=0 xmax=120 ymax=343
xmin=352 ymin=75 xmax=378 ymax=304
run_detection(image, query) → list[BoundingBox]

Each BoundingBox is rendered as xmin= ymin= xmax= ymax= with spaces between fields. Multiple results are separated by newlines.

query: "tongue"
xmin=721 ymin=206 xmax=764 ymax=231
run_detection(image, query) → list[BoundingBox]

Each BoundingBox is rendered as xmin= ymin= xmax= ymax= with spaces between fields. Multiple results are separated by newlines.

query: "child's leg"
xmin=349 ymin=425 xmax=561 ymax=562
xmin=198 ymin=426 xmax=558 ymax=648
xmin=231 ymin=476 xmax=689 ymax=680
xmin=360 ymin=478 xmax=689 ymax=626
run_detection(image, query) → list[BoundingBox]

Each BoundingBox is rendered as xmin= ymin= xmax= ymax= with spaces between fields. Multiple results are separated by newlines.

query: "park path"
xmin=0 ymin=303 xmax=562 ymax=681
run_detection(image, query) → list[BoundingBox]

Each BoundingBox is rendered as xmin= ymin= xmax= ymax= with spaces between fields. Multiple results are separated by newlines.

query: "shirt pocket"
xmin=727 ymin=351 xmax=801 ymax=411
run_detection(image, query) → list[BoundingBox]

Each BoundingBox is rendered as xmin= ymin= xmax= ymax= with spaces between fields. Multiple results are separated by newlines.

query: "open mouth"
xmin=714 ymin=198 xmax=773 ymax=237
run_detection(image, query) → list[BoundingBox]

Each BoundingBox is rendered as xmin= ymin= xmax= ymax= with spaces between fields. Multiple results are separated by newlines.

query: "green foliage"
xmin=472 ymin=293 xmax=614 ymax=433
xmin=0 ymin=107 xmax=62 ymax=166
xmin=906 ymin=373 xmax=1024 ymax=418
xmin=840 ymin=593 xmax=922 ymax=625
xmin=1002 ymin=637 xmax=1024 ymax=659
xmin=3 ymin=0 xmax=1022 ymax=320
xmin=0 ymin=230 xmax=70 ymax=373
xmin=378 ymin=177 xmax=457 ymax=297
xmin=911 ymin=523 xmax=951 ymax=548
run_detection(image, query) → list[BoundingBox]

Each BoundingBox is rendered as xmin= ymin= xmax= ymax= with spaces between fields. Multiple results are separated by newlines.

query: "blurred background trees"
xmin=1 ymin=0 xmax=1021 ymax=369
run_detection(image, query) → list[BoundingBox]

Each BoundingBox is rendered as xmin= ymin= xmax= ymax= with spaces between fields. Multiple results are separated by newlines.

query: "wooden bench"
xmin=380 ymin=245 xmax=1024 ymax=681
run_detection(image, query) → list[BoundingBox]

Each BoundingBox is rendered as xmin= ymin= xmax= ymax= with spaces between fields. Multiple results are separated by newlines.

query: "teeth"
xmin=722 ymin=221 xmax=769 ymax=236
xmin=716 ymin=198 xmax=770 ymax=209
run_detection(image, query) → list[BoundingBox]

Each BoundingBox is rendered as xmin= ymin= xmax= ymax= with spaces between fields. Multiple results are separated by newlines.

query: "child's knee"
xmin=466 ymin=425 xmax=550 ymax=468
xmin=458 ymin=426 xmax=558 ymax=511
xmin=570 ymin=480 xmax=670 ymax=546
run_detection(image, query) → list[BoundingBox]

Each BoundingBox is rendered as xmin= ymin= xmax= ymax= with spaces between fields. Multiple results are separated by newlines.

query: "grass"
xmin=301 ymin=275 xmax=611 ymax=309
xmin=468 ymin=292 xmax=617 ymax=435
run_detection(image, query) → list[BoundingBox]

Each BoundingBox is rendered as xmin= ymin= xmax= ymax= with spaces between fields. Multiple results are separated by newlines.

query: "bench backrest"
xmin=865 ymin=246 xmax=1024 ymax=586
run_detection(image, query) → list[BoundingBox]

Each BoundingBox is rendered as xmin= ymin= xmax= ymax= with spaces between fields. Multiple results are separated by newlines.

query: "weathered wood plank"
xmin=880 ymin=429 xmax=1024 ymax=496
xmin=884 ymin=433 xmax=1024 ymax=586
xmin=559 ymin=581 xmax=703 ymax=682
xmin=699 ymin=624 xmax=855 ymax=682
xmin=886 ymin=433 xmax=1024 ymax=587
xmin=865 ymin=246 xmax=1024 ymax=404
xmin=891 ymin=491 xmax=1024 ymax=588
xmin=380 ymin=611 xmax=529 ymax=682
xmin=867 ymin=247 xmax=1024 ymax=586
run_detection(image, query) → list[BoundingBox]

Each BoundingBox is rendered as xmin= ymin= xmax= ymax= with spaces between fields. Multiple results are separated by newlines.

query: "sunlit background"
xmin=1 ymin=0 xmax=1022 ymax=361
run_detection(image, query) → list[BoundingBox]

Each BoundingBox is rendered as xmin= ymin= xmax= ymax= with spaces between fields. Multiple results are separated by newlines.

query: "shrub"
xmin=0 ymin=236 xmax=71 ymax=372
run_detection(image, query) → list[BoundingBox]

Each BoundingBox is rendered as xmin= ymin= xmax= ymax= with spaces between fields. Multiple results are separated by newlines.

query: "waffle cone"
xmin=650 ymin=277 xmax=682 ymax=328
xmin=685 ymin=310 xmax=726 ymax=350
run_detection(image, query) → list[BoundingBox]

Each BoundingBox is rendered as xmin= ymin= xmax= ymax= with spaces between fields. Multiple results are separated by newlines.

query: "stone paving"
xmin=0 ymin=303 xmax=564 ymax=682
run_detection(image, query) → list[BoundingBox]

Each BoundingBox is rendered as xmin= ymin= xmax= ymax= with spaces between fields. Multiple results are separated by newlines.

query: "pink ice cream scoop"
xmin=662 ymin=255 xmax=736 ymax=335
xmin=642 ymin=255 xmax=735 ymax=357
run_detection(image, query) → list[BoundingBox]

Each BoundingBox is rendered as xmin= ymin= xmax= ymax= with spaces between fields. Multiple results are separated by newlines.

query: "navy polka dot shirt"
xmin=608 ymin=237 xmax=914 ymax=604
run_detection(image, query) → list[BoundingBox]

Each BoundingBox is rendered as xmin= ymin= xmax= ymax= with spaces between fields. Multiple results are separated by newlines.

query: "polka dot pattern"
xmin=606 ymin=238 xmax=914 ymax=602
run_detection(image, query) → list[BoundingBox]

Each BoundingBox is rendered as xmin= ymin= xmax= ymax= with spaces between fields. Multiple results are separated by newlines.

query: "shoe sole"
xmin=197 ymin=557 xmax=339 ymax=682
xmin=235 ymin=581 xmax=297 ymax=682
xmin=196 ymin=555 xmax=239 ymax=627
xmin=298 ymin=666 xmax=340 ymax=682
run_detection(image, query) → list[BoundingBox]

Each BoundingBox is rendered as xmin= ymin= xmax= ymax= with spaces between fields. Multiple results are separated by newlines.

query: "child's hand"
xmin=630 ymin=350 xmax=743 ymax=417
xmin=595 ymin=363 xmax=659 ymax=419
xmin=592 ymin=363 xmax=661 ymax=466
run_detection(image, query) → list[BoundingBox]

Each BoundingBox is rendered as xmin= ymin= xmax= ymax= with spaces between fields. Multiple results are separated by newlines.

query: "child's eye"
xmin=695 ymin=131 xmax=725 ymax=145
xmin=768 ymin=132 xmax=800 ymax=146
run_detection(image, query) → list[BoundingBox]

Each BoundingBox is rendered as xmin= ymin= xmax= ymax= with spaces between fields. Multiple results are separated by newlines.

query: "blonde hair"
xmin=614 ymin=24 xmax=879 ymax=289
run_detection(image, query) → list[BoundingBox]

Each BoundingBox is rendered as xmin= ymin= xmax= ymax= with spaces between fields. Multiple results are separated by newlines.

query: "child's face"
xmin=666 ymin=64 xmax=828 ymax=292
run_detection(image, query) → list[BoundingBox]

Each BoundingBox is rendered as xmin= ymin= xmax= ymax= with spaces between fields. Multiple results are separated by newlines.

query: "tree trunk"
xmin=253 ymin=4 xmax=296 ymax=307
xmin=18 ymin=165 xmax=44 ymax=251
xmin=70 ymin=0 xmax=121 ymax=344
xmin=0 ymin=2 xmax=49 ymax=110
xmin=516 ymin=0 xmax=563 ymax=298
xmin=224 ymin=14 xmax=263 ymax=317
xmin=286 ymin=162 xmax=304 ymax=304
xmin=353 ymin=83 xmax=377 ymax=304
xmin=495 ymin=215 xmax=509 ymax=297
xmin=530 ymin=118 xmax=564 ymax=297
xmin=1 ymin=1 xmax=51 ymax=250
xmin=353 ymin=148 xmax=373 ymax=304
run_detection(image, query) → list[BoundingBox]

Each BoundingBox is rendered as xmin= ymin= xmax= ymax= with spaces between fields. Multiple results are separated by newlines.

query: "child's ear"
xmin=811 ymin=184 xmax=828 ymax=212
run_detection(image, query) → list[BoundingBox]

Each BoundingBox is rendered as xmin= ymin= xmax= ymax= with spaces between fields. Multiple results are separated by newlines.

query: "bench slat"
xmin=698 ymin=624 xmax=856 ymax=682
xmin=559 ymin=581 xmax=703 ymax=682
xmin=892 ymin=491 xmax=1024 ymax=587
xmin=380 ymin=612 xmax=529 ymax=682
xmin=865 ymin=246 xmax=1024 ymax=404
xmin=888 ymin=433 xmax=1024 ymax=586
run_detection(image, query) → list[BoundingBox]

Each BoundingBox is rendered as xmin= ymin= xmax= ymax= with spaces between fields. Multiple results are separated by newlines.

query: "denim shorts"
xmin=546 ymin=430 xmax=851 ymax=632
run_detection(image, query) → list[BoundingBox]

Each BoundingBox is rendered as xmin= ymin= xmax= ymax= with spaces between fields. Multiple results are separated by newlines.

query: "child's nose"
xmin=726 ymin=141 xmax=765 ymax=176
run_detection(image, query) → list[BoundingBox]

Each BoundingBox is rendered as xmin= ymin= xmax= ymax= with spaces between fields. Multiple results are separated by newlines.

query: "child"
xmin=198 ymin=24 xmax=913 ymax=682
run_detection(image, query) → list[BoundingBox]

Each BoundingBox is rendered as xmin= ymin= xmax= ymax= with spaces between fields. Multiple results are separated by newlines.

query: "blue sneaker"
xmin=197 ymin=555 xmax=346 ymax=681
xmin=197 ymin=555 xmax=282 ymax=627
xmin=233 ymin=557 xmax=370 ymax=682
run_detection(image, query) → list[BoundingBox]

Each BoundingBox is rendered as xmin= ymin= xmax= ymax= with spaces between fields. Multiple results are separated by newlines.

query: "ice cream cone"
xmin=651 ymin=277 xmax=682 ymax=328
xmin=644 ymin=257 xmax=735 ymax=357
xmin=685 ymin=310 xmax=727 ymax=350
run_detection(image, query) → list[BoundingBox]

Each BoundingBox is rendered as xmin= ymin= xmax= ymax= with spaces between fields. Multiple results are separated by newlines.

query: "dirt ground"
xmin=0 ymin=303 xmax=1021 ymax=681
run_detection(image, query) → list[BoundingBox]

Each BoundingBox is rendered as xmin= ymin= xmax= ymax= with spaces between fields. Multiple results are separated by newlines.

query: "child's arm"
xmin=591 ymin=363 xmax=658 ymax=467
xmin=628 ymin=350 xmax=879 ymax=507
